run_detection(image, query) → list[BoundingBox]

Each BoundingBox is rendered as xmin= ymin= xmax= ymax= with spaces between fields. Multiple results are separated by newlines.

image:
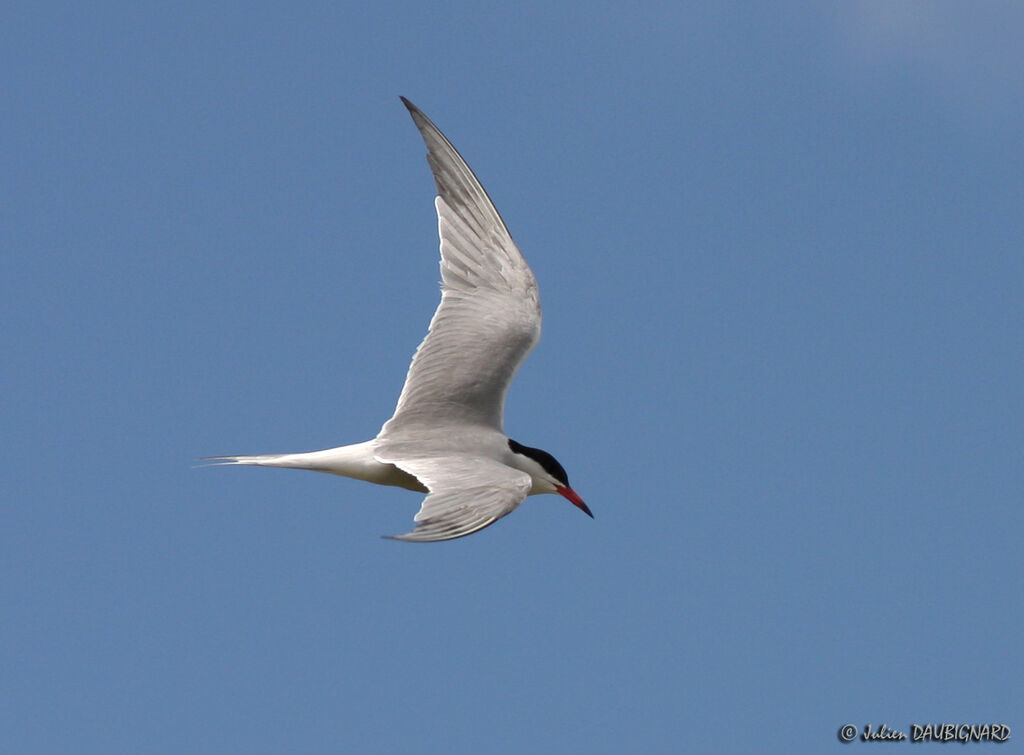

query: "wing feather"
xmin=383 ymin=456 xmax=532 ymax=542
xmin=381 ymin=99 xmax=541 ymax=434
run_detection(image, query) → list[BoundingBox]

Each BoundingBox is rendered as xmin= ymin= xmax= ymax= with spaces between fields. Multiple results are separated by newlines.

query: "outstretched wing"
xmin=383 ymin=456 xmax=533 ymax=542
xmin=380 ymin=98 xmax=541 ymax=435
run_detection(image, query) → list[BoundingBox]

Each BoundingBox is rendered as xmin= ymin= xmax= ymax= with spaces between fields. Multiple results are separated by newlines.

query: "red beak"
xmin=556 ymin=485 xmax=593 ymax=518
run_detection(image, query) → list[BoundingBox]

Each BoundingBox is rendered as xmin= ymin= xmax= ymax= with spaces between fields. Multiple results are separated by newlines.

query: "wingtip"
xmin=381 ymin=526 xmax=422 ymax=543
xmin=399 ymin=97 xmax=437 ymax=137
xmin=399 ymin=95 xmax=418 ymax=115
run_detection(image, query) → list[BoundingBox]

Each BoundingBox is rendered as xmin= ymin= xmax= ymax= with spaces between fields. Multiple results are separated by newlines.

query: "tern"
xmin=207 ymin=97 xmax=590 ymax=541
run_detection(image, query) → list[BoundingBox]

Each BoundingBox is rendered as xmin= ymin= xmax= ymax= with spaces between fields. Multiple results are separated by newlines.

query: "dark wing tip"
xmin=399 ymin=96 xmax=424 ymax=122
xmin=399 ymin=96 xmax=440 ymax=146
xmin=382 ymin=514 xmax=500 ymax=543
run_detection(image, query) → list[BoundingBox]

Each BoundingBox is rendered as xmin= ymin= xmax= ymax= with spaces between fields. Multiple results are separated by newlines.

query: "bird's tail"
xmin=199 ymin=442 xmax=386 ymax=478
xmin=198 ymin=454 xmax=295 ymax=468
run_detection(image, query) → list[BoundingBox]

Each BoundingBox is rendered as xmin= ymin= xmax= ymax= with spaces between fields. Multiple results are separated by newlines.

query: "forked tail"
xmin=198 ymin=454 xmax=293 ymax=468
xmin=198 ymin=444 xmax=384 ymax=475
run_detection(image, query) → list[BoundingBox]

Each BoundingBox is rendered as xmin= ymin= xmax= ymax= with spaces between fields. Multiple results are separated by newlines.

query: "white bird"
xmin=207 ymin=97 xmax=590 ymax=541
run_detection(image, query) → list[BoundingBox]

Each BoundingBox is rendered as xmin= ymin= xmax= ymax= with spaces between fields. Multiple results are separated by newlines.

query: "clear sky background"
xmin=3 ymin=2 xmax=1021 ymax=753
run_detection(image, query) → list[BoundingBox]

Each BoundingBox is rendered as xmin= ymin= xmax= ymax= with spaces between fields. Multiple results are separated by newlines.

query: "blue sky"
xmin=3 ymin=2 xmax=1021 ymax=752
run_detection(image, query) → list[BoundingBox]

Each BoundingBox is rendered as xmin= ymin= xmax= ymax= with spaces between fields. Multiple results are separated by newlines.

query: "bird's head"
xmin=508 ymin=439 xmax=592 ymax=518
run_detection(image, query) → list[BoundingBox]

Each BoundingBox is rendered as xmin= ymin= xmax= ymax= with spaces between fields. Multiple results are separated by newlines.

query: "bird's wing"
xmin=380 ymin=98 xmax=541 ymax=436
xmin=381 ymin=455 xmax=533 ymax=542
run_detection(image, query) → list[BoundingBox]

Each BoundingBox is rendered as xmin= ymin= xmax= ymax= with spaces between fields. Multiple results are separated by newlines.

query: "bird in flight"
xmin=207 ymin=97 xmax=590 ymax=541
